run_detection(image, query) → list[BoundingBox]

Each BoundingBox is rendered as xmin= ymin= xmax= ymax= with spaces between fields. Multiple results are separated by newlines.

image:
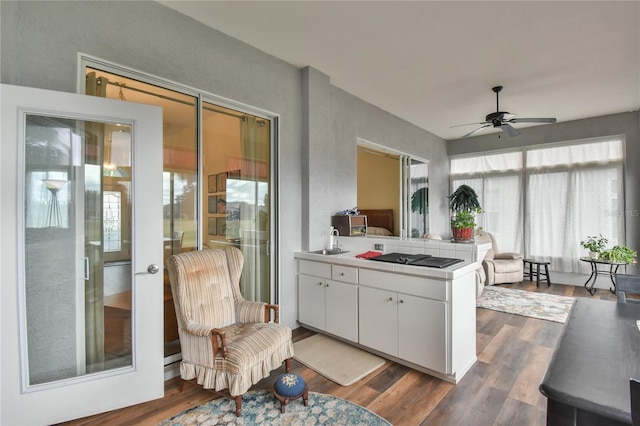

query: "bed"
xmin=359 ymin=209 xmax=394 ymax=236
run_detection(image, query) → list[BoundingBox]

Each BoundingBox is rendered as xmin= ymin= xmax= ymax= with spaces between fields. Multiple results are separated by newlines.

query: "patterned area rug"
xmin=477 ymin=286 xmax=576 ymax=323
xmin=159 ymin=390 xmax=391 ymax=426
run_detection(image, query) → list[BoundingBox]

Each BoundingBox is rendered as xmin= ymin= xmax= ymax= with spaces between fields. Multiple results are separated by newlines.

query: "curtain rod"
xmin=101 ymin=80 xmax=262 ymax=122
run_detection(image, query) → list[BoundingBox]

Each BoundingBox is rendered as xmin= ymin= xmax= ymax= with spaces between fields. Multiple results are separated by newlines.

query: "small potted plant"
xmin=580 ymin=234 xmax=608 ymax=259
xmin=599 ymin=245 xmax=637 ymax=264
xmin=449 ymin=184 xmax=482 ymax=242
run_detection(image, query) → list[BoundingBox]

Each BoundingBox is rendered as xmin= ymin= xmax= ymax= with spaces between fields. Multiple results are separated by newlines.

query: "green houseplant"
xmin=580 ymin=234 xmax=608 ymax=259
xmin=600 ymin=245 xmax=637 ymax=264
xmin=449 ymin=184 xmax=482 ymax=242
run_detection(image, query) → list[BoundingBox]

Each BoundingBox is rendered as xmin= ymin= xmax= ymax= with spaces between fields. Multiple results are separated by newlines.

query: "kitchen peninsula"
xmin=295 ymin=236 xmax=490 ymax=384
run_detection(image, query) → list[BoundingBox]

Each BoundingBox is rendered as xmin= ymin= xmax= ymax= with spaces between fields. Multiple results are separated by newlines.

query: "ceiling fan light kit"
xmin=454 ymin=85 xmax=557 ymax=139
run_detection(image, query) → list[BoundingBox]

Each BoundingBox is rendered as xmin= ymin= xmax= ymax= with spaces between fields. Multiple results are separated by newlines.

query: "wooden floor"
xmin=60 ymin=281 xmax=617 ymax=426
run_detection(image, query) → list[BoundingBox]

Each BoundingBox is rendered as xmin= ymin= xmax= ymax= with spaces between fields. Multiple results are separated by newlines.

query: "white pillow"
xmin=367 ymin=226 xmax=393 ymax=236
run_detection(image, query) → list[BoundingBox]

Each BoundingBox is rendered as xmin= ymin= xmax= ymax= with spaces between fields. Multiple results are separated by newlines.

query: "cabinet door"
xmin=359 ymin=286 xmax=397 ymax=355
xmin=298 ymin=274 xmax=326 ymax=330
xmin=325 ymin=280 xmax=358 ymax=342
xmin=398 ymin=294 xmax=447 ymax=373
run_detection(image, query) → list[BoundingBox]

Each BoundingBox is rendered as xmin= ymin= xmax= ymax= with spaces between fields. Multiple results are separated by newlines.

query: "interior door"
xmin=1 ymin=84 xmax=164 ymax=425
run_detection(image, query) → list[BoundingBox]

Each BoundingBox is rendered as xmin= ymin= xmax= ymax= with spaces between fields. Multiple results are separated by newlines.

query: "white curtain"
xmin=238 ymin=116 xmax=270 ymax=303
xmin=451 ymin=151 xmax=523 ymax=253
xmin=525 ymin=141 xmax=624 ymax=273
xmin=451 ymin=137 xmax=624 ymax=272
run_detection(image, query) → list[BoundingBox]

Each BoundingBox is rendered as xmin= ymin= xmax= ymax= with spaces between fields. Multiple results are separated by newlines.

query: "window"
xmin=451 ymin=137 xmax=624 ymax=273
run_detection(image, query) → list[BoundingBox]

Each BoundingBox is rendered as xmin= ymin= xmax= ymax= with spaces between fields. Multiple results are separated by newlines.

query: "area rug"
xmin=293 ymin=334 xmax=385 ymax=386
xmin=158 ymin=390 xmax=391 ymax=426
xmin=477 ymin=286 xmax=575 ymax=323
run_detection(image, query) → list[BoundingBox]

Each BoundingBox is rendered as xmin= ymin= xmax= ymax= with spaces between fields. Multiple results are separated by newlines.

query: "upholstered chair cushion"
xmin=475 ymin=230 xmax=524 ymax=286
xmin=167 ymin=247 xmax=294 ymax=398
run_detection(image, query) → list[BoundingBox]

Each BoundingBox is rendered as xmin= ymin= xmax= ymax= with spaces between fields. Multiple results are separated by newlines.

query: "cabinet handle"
xmin=340 ymin=272 xmax=345 ymax=276
xmin=318 ymin=282 xmax=323 ymax=286
xmin=399 ymin=299 xmax=405 ymax=304
xmin=326 ymin=283 xmax=330 ymax=287
xmin=388 ymin=297 xmax=393 ymax=301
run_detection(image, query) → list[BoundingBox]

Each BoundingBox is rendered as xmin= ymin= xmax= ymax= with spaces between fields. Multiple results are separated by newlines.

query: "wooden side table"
xmin=523 ymin=259 xmax=551 ymax=287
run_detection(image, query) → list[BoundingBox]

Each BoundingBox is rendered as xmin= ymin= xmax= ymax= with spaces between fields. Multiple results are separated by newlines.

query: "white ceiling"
xmin=161 ymin=1 xmax=640 ymax=140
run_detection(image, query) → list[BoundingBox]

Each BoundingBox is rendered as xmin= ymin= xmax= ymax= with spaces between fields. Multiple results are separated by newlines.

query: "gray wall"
xmin=1 ymin=1 xmax=450 ymax=329
xmin=448 ymin=111 xmax=640 ymax=275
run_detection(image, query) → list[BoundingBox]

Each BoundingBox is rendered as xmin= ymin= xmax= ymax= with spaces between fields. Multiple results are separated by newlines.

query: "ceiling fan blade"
xmin=509 ymin=117 xmax=557 ymax=124
xmin=501 ymin=123 xmax=521 ymax=137
xmin=450 ymin=121 xmax=489 ymax=128
xmin=462 ymin=124 xmax=491 ymax=138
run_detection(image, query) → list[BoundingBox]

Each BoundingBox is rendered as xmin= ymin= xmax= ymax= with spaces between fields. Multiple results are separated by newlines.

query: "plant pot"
xmin=452 ymin=226 xmax=474 ymax=242
xmin=589 ymin=251 xmax=599 ymax=260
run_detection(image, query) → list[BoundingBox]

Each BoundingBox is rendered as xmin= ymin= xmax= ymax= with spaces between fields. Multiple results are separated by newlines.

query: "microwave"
xmin=332 ymin=215 xmax=368 ymax=237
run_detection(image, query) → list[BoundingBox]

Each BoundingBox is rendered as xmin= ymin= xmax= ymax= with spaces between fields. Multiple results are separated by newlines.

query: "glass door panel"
xmin=85 ymin=68 xmax=198 ymax=359
xmin=24 ymin=115 xmax=133 ymax=384
xmin=409 ymin=159 xmax=429 ymax=238
xmin=202 ymin=103 xmax=272 ymax=303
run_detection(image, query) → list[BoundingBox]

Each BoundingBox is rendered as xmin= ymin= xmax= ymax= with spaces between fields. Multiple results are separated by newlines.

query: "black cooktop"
xmin=368 ymin=252 xmax=464 ymax=269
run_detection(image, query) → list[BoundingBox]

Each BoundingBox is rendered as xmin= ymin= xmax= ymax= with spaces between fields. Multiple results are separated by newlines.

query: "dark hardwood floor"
xmin=60 ymin=281 xmax=617 ymax=426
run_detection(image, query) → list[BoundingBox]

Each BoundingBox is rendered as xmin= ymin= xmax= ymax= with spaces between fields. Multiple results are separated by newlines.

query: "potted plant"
xmin=580 ymin=234 xmax=608 ymax=259
xmin=449 ymin=184 xmax=482 ymax=242
xmin=600 ymin=245 xmax=637 ymax=264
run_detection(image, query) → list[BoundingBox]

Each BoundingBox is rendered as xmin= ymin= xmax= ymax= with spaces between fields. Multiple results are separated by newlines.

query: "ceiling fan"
xmin=452 ymin=86 xmax=557 ymax=138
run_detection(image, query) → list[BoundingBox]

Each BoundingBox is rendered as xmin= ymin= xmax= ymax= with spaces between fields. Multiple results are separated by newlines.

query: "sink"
xmin=309 ymin=249 xmax=349 ymax=255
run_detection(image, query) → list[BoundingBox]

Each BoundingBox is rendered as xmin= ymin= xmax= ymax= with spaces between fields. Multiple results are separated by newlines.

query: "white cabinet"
xmin=298 ymin=274 xmax=326 ymax=330
xmin=295 ymin=254 xmax=477 ymax=384
xmin=358 ymin=286 xmax=397 ymax=355
xmin=358 ymin=286 xmax=447 ymax=373
xmin=398 ymin=294 xmax=446 ymax=373
xmin=298 ymin=260 xmax=358 ymax=342
xmin=324 ymin=279 xmax=358 ymax=341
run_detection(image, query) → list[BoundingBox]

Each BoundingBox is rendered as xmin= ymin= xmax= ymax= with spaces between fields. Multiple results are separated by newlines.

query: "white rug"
xmin=293 ymin=334 xmax=385 ymax=386
xmin=477 ymin=286 xmax=576 ymax=323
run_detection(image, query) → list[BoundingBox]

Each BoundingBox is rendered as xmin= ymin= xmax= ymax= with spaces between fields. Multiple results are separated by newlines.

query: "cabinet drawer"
xmin=332 ymin=265 xmax=358 ymax=283
xmin=359 ymin=268 xmax=447 ymax=301
xmin=298 ymin=260 xmax=331 ymax=278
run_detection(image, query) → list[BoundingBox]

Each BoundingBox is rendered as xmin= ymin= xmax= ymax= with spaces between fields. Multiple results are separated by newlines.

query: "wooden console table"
xmin=539 ymin=298 xmax=640 ymax=425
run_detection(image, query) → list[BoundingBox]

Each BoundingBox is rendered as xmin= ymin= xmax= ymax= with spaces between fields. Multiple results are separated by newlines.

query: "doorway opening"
xmin=357 ymin=142 xmax=429 ymax=238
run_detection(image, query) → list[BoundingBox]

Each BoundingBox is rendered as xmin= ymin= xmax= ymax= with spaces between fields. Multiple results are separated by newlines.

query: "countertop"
xmin=294 ymin=250 xmax=480 ymax=280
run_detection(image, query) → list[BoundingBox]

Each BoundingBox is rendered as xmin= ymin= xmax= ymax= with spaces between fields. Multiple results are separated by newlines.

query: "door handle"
xmin=136 ymin=264 xmax=160 ymax=275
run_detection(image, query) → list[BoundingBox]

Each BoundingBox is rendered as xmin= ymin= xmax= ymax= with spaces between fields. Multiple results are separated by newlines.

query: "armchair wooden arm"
xmin=264 ymin=304 xmax=280 ymax=323
xmin=209 ymin=328 xmax=229 ymax=358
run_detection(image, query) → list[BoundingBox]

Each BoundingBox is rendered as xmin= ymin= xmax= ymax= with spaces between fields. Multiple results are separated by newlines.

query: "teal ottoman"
xmin=273 ymin=373 xmax=309 ymax=413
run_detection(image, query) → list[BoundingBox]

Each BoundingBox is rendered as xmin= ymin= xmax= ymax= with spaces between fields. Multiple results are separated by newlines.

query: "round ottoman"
xmin=272 ymin=373 xmax=309 ymax=413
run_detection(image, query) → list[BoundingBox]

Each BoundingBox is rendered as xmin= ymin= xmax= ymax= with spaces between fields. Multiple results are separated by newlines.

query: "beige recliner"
xmin=475 ymin=230 xmax=524 ymax=285
xmin=166 ymin=247 xmax=294 ymax=416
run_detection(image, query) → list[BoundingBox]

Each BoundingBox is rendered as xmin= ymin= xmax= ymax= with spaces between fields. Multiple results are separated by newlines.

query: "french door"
xmin=1 ymin=84 xmax=164 ymax=425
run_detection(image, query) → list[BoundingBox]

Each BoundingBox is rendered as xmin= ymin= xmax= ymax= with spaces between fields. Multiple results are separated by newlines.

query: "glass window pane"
xmin=24 ymin=114 xmax=134 ymax=386
xmin=202 ymin=103 xmax=272 ymax=303
xmin=86 ymin=68 xmax=198 ymax=359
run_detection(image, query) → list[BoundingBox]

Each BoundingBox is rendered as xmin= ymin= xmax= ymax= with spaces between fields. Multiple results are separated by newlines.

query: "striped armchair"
xmin=166 ymin=247 xmax=294 ymax=416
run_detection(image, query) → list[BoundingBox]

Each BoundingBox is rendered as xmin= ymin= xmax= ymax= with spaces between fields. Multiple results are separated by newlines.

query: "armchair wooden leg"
xmin=285 ymin=358 xmax=291 ymax=373
xmin=235 ymin=395 xmax=242 ymax=417
xmin=179 ymin=378 xmax=185 ymax=393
